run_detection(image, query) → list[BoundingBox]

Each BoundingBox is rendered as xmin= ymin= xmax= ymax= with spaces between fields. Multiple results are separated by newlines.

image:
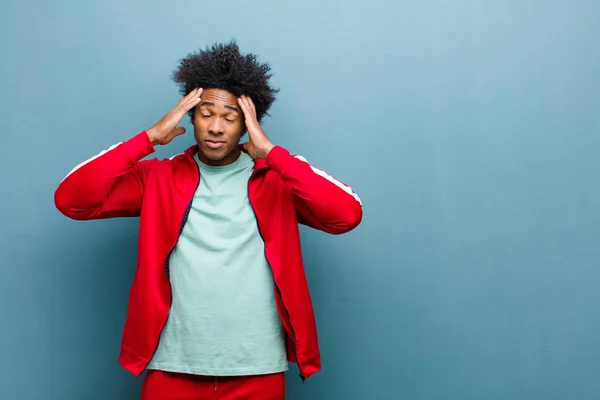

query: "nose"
xmin=208 ymin=117 xmax=224 ymax=135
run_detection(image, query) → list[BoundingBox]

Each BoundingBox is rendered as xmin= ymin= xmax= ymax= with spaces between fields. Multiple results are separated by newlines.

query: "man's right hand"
xmin=146 ymin=88 xmax=203 ymax=146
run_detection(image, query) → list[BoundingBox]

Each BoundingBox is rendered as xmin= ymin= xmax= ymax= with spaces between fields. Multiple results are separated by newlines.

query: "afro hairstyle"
xmin=172 ymin=40 xmax=278 ymax=123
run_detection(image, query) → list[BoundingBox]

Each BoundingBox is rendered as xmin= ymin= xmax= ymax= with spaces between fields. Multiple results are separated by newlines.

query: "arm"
xmin=55 ymin=87 xmax=203 ymax=220
xmin=237 ymin=95 xmax=363 ymax=235
xmin=54 ymin=132 xmax=155 ymax=220
xmin=266 ymin=146 xmax=362 ymax=234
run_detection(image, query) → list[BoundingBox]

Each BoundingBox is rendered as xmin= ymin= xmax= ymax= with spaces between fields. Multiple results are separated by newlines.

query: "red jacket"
xmin=54 ymin=131 xmax=362 ymax=380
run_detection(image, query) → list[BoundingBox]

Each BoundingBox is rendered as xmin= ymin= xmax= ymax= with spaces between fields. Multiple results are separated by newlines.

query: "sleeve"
xmin=54 ymin=131 xmax=156 ymax=220
xmin=265 ymin=146 xmax=363 ymax=235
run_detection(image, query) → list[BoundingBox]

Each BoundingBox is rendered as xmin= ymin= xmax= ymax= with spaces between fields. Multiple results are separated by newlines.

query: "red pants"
xmin=141 ymin=370 xmax=285 ymax=400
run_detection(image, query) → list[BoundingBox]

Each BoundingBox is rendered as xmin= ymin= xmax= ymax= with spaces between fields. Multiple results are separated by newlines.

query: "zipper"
xmin=274 ymin=283 xmax=306 ymax=383
xmin=146 ymin=155 xmax=201 ymax=366
xmin=248 ymin=168 xmax=307 ymax=383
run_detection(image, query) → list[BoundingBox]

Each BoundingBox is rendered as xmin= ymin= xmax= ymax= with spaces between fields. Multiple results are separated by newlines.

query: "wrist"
xmin=146 ymin=128 xmax=160 ymax=146
xmin=262 ymin=143 xmax=275 ymax=158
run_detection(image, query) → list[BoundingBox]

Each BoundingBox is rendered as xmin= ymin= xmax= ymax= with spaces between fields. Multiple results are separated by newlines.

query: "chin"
xmin=200 ymin=149 xmax=225 ymax=160
xmin=202 ymin=145 xmax=236 ymax=160
xmin=206 ymin=153 xmax=227 ymax=161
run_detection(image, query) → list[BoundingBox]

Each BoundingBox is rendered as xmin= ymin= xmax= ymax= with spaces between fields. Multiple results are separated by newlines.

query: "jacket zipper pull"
xmin=299 ymin=372 xmax=306 ymax=383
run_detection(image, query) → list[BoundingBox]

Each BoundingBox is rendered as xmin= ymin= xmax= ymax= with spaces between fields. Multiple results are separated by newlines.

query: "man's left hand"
xmin=238 ymin=95 xmax=275 ymax=159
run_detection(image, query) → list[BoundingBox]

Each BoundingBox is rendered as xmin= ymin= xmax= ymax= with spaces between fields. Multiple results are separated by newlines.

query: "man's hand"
xmin=238 ymin=95 xmax=275 ymax=159
xmin=146 ymin=88 xmax=203 ymax=146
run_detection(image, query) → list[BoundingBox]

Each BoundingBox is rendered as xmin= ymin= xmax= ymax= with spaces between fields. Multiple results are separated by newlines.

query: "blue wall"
xmin=1 ymin=1 xmax=599 ymax=399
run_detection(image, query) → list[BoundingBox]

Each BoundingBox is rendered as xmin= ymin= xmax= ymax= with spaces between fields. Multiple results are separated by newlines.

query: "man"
xmin=54 ymin=41 xmax=362 ymax=399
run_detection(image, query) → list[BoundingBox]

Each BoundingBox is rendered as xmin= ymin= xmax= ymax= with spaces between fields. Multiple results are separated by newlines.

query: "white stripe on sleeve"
xmin=294 ymin=155 xmax=362 ymax=206
xmin=61 ymin=142 xmax=123 ymax=183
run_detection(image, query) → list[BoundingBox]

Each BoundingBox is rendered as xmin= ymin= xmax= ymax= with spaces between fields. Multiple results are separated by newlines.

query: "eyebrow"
xmin=200 ymin=101 xmax=240 ymax=113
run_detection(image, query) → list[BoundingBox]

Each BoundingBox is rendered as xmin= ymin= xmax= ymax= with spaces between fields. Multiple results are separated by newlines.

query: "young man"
xmin=54 ymin=41 xmax=362 ymax=399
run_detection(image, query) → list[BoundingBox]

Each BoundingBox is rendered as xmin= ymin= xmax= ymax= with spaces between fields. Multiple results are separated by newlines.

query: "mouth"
xmin=204 ymin=139 xmax=226 ymax=149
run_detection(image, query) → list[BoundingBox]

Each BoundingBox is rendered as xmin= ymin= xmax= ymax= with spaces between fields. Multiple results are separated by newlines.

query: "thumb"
xmin=242 ymin=141 xmax=250 ymax=151
xmin=172 ymin=126 xmax=186 ymax=137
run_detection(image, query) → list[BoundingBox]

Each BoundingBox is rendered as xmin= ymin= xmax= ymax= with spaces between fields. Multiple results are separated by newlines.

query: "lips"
xmin=205 ymin=139 xmax=226 ymax=149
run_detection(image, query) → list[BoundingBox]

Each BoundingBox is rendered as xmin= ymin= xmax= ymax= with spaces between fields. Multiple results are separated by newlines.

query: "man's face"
xmin=193 ymin=88 xmax=244 ymax=166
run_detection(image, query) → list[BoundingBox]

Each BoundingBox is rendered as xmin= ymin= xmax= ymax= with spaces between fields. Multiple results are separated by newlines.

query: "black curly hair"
xmin=172 ymin=40 xmax=278 ymax=123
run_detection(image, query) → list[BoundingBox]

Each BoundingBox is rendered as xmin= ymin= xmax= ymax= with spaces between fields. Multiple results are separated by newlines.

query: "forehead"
xmin=200 ymin=89 xmax=238 ymax=108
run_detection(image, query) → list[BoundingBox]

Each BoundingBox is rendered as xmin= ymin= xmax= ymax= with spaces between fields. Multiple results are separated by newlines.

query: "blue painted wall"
xmin=1 ymin=0 xmax=598 ymax=398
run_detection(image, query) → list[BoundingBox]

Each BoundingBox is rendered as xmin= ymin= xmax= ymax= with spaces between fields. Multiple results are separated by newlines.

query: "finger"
xmin=245 ymin=96 xmax=257 ymax=114
xmin=177 ymin=87 xmax=198 ymax=106
xmin=240 ymin=96 xmax=255 ymax=119
xmin=182 ymin=96 xmax=202 ymax=113
xmin=180 ymin=89 xmax=194 ymax=103
xmin=237 ymin=97 xmax=249 ymax=115
xmin=184 ymin=88 xmax=203 ymax=105
xmin=244 ymin=96 xmax=257 ymax=119
xmin=188 ymin=87 xmax=202 ymax=99
xmin=172 ymin=126 xmax=186 ymax=136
